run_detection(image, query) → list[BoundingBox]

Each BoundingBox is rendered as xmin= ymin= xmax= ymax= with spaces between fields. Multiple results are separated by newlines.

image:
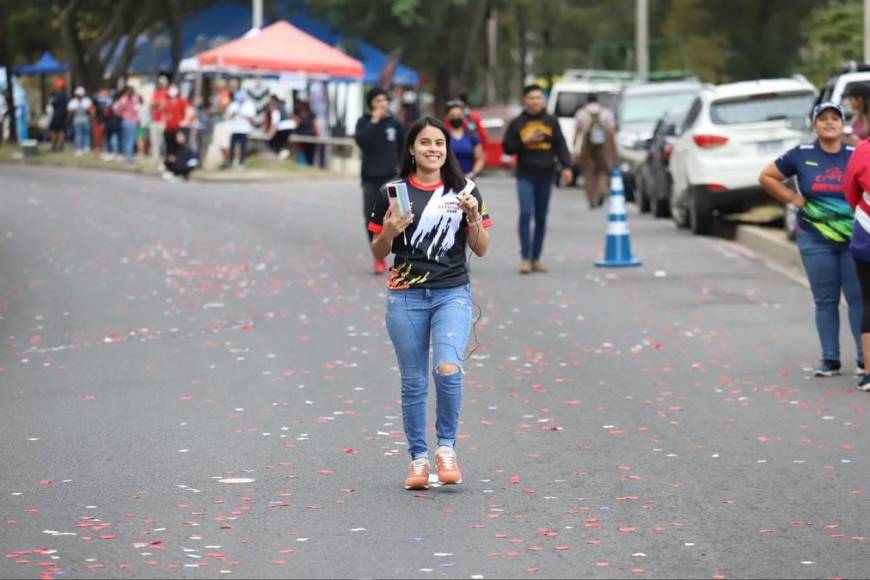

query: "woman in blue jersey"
xmin=759 ymin=102 xmax=863 ymax=377
xmin=445 ymin=100 xmax=485 ymax=180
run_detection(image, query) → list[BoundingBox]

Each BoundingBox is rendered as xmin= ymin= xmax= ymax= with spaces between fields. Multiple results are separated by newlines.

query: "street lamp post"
xmin=253 ymin=0 xmax=263 ymax=30
xmin=636 ymin=0 xmax=649 ymax=78
xmin=865 ymin=0 xmax=870 ymax=63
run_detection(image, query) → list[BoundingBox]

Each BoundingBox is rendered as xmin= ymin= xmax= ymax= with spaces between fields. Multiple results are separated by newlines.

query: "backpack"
xmin=584 ymin=110 xmax=606 ymax=147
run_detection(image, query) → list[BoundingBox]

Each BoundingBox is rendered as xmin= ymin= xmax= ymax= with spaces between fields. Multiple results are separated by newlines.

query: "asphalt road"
xmin=1 ymin=165 xmax=867 ymax=579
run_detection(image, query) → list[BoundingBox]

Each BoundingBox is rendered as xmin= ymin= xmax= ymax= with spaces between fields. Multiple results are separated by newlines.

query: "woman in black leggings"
xmin=843 ymin=134 xmax=870 ymax=391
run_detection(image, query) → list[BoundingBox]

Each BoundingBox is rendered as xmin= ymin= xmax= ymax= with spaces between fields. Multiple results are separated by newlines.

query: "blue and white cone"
xmin=595 ymin=168 xmax=642 ymax=268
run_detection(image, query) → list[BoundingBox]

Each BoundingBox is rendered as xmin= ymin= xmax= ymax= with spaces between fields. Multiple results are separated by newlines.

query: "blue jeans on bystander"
xmin=517 ymin=177 xmax=553 ymax=261
xmin=797 ymin=230 xmax=863 ymax=364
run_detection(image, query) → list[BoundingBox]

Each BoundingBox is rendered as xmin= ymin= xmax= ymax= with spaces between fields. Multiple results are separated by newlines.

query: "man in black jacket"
xmin=503 ymin=84 xmax=572 ymax=274
xmin=354 ymin=87 xmax=404 ymax=274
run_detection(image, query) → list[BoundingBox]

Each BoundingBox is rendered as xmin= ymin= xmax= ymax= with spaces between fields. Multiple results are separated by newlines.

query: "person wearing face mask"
xmin=355 ymin=87 xmax=405 ymax=274
xmin=759 ymin=102 xmax=862 ymax=379
xmin=368 ymin=116 xmax=492 ymax=490
xmin=444 ymin=100 xmax=485 ymax=180
xmin=503 ymin=84 xmax=573 ymax=274
xmin=161 ymin=84 xmax=192 ymax=161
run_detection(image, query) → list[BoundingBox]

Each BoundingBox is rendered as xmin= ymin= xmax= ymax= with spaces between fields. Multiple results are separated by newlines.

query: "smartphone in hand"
xmin=386 ymin=182 xmax=412 ymax=215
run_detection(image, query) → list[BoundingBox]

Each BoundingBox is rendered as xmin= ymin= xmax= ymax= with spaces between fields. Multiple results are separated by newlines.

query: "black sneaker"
xmin=855 ymin=361 xmax=866 ymax=377
xmin=813 ymin=360 xmax=842 ymax=377
xmin=858 ymin=374 xmax=870 ymax=392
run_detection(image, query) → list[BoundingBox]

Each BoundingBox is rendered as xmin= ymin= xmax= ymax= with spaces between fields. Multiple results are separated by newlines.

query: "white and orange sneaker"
xmin=435 ymin=446 xmax=462 ymax=485
xmin=404 ymin=458 xmax=430 ymax=490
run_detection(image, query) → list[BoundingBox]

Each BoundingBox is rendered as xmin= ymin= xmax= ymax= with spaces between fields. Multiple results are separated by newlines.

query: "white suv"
xmin=669 ymin=77 xmax=817 ymax=235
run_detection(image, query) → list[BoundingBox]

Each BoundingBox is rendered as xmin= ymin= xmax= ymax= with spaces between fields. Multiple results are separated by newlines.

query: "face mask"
xmin=448 ymin=118 xmax=463 ymax=129
xmin=168 ymin=88 xmax=179 ymax=98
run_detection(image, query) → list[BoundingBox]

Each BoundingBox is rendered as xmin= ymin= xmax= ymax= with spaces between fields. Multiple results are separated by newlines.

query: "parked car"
xmin=669 ymin=76 xmax=817 ymax=235
xmin=478 ymin=105 xmax=521 ymax=170
xmin=635 ymin=109 xmax=686 ymax=218
xmin=615 ymin=80 xmax=701 ymax=202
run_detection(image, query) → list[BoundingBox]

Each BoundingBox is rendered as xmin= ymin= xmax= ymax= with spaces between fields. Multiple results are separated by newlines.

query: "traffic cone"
xmin=595 ymin=168 xmax=642 ymax=268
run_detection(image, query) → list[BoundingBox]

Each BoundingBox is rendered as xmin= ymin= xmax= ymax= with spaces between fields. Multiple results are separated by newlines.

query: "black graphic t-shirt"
xmin=367 ymin=175 xmax=493 ymax=289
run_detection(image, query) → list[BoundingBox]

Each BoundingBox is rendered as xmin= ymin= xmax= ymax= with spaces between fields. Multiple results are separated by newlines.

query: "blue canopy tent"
xmin=16 ymin=52 xmax=68 ymax=76
xmin=15 ymin=51 xmax=68 ymax=113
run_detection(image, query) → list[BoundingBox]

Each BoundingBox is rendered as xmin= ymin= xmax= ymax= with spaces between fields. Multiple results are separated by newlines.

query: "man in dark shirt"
xmin=354 ymin=87 xmax=404 ymax=274
xmin=503 ymin=84 xmax=572 ymax=274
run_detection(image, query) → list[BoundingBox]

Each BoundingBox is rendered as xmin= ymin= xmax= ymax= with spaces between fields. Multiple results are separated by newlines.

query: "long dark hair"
xmin=400 ymin=116 xmax=467 ymax=193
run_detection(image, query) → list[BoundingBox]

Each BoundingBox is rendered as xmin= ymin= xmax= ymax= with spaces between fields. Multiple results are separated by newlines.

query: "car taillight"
xmin=662 ymin=143 xmax=674 ymax=161
xmin=693 ymin=134 xmax=729 ymax=148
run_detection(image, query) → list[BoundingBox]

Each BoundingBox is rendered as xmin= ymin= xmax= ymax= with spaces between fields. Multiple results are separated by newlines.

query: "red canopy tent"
xmin=195 ymin=20 xmax=364 ymax=78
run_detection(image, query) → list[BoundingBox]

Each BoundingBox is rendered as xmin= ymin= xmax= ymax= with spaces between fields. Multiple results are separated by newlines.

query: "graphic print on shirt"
xmin=519 ymin=120 xmax=553 ymax=151
xmin=408 ymin=186 xmax=464 ymax=261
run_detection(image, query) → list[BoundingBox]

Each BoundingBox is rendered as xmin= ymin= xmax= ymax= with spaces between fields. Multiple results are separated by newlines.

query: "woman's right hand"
xmin=381 ymin=204 xmax=413 ymax=239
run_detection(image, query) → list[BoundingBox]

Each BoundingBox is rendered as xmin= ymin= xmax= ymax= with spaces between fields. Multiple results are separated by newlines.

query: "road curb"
xmin=730 ymin=224 xmax=808 ymax=288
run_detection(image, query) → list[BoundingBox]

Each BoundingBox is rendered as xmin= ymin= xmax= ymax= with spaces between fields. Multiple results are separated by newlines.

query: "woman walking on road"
xmin=368 ymin=117 xmax=492 ymax=490
xmin=759 ymin=102 xmax=863 ymax=377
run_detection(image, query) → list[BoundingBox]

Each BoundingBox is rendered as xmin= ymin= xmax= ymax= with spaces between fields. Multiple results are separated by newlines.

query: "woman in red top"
xmin=161 ymin=84 xmax=192 ymax=159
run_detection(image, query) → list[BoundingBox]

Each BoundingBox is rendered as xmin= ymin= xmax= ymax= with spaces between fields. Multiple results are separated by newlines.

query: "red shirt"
xmin=163 ymin=98 xmax=190 ymax=131
xmin=151 ymin=89 xmax=168 ymax=122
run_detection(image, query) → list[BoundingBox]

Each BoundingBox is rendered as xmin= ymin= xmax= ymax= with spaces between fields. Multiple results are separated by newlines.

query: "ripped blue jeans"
xmin=386 ymin=284 xmax=473 ymax=460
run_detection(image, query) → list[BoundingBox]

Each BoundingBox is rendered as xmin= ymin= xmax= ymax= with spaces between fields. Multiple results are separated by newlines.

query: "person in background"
xmin=225 ymin=90 xmax=257 ymax=169
xmin=92 ymin=87 xmax=112 ymax=158
xmin=112 ymin=86 xmax=141 ymax=164
xmin=458 ymin=92 xmax=489 ymax=150
xmin=845 ymin=83 xmax=870 ymax=145
xmin=67 ymin=86 xmax=94 ymax=156
xmin=47 ymin=81 xmax=68 ymax=152
xmin=148 ymin=75 xmax=169 ymax=164
xmin=293 ymin=98 xmax=319 ymax=166
xmin=104 ymin=89 xmax=123 ymax=160
xmin=574 ymin=93 xmax=617 ymax=208
xmin=190 ymin=96 xmax=211 ymax=161
xmin=760 ymin=102 xmax=862 ymax=378
xmin=354 ymin=87 xmax=404 ymax=274
xmin=502 ymin=84 xmax=573 ymax=274
xmin=164 ymin=130 xmax=198 ymax=182
xmin=398 ymin=90 xmax=421 ymax=132
xmin=842 ymin=105 xmax=870 ymax=392
xmin=161 ymin=83 xmax=192 ymax=162
xmin=266 ymin=94 xmax=296 ymax=159
xmin=445 ymin=99 xmax=485 ymax=180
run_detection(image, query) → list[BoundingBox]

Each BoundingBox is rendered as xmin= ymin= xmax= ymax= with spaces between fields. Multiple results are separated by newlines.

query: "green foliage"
xmin=658 ymin=0 xmax=728 ymax=82
xmin=799 ymin=0 xmax=863 ymax=86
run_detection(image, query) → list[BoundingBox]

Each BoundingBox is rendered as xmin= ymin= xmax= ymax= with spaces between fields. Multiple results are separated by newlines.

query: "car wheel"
xmin=672 ymin=199 xmax=689 ymax=228
xmin=622 ymin=173 xmax=635 ymax=203
xmin=651 ymin=190 xmax=670 ymax=218
xmin=689 ymin=188 xmax=714 ymax=236
xmin=637 ymin=178 xmax=650 ymax=213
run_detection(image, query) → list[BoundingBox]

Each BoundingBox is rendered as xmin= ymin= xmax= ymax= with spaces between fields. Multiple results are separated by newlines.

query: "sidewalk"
xmin=0 ymin=144 xmax=345 ymax=183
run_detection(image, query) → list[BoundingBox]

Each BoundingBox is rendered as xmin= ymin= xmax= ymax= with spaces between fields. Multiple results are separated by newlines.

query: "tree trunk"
xmin=516 ymin=2 xmax=528 ymax=94
xmin=0 ymin=0 xmax=18 ymax=143
xmin=167 ymin=0 xmax=183 ymax=80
